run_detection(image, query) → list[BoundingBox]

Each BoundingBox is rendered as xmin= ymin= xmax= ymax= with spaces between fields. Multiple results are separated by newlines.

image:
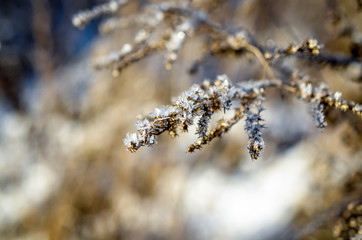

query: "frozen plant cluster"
xmin=124 ymin=75 xmax=235 ymax=152
xmin=73 ymin=0 xmax=362 ymax=159
xmin=123 ymin=74 xmax=275 ymax=158
xmin=123 ymin=74 xmax=361 ymax=159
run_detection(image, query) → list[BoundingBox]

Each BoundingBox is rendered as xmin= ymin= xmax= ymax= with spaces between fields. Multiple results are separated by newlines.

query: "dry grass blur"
xmin=0 ymin=0 xmax=361 ymax=239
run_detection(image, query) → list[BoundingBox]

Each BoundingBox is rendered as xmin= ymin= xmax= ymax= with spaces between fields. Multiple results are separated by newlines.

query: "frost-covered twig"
xmin=123 ymin=75 xmax=279 ymax=157
xmin=72 ymin=0 xmax=128 ymax=29
xmin=124 ymin=74 xmax=237 ymax=152
xmin=291 ymin=76 xmax=362 ymax=126
xmin=124 ymin=74 xmax=361 ymax=159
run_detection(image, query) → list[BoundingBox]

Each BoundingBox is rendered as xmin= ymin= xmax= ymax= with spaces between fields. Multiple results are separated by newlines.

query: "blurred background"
xmin=0 ymin=0 xmax=361 ymax=239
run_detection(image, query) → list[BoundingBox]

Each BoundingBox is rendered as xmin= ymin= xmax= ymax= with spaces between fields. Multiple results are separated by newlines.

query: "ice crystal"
xmin=311 ymin=102 xmax=327 ymax=129
xmin=244 ymin=99 xmax=265 ymax=160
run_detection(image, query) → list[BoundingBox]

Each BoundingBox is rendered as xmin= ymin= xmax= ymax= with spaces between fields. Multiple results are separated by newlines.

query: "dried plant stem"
xmin=243 ymin=41 xmax=276 ymax=80
xmin=111 ymin=41 xmax=164 ymax=76
xmin=187 ymin=108 xmax=244 ymax=152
